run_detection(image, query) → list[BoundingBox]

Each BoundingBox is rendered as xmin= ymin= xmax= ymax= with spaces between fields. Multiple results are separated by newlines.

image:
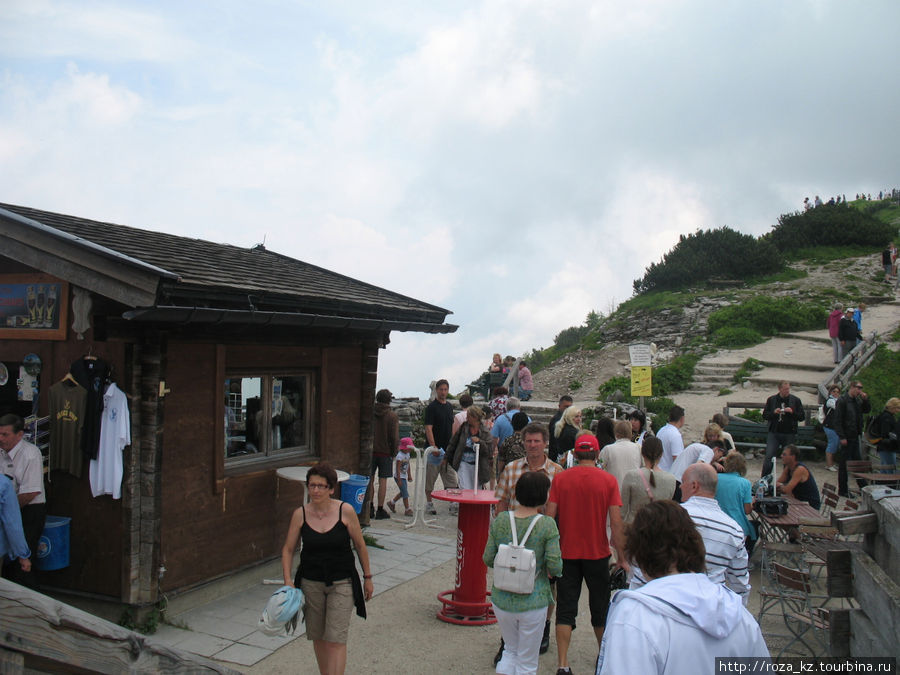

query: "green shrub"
xmin=713 ymin=327 xmax=764 ymax=348
xmin=855 ymin=344 xmax=900 ymax=416
xmin=769 ymin=202 xmax=894 ymax=252
xmin=737 ymin=409 xmax=764 ymax=423
xmin=596 ymin=355 xmax=698 ymax=402
xmin=634 ymin=227 xmax=784 ymax=294
xmin=554 ymin=325 xmax=589 ymax=350
xmin=708 ymin=297 xmax=827 ymax=341
xmin=733 ymin=357 xmax=763 ymax=383
xmin=569 ymin=379 xmax=583 ymax=391
xmin=653 ymin=354 xmax=700 ymax=395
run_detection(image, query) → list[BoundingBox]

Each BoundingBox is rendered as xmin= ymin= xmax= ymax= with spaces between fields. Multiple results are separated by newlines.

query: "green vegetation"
xmin=718 ymin=388 xmax=733 ymax=396
xmin=119 ymin=605 xmax=161 ymax=635
xmin=791 ymin=245 xmax=882 ymax=264
xmin=737 ymin=409 xmax=764 ymax=424
xmin=633 ymin=227 xmax=784 ymax=294
xmin=569 ymin=379 xmax=583 ymax=391
xmin=363 ymin=533 xmax=385 ymax=549
xmin=768 ymin=202 xmax=894 ymax=252
xmin=733 ymin=357 xmax=763 ymax=383
xmin=597 ymin=354 xmax=699 ymax=400
xmin=707 ymin=296 xmax=827 ymax=347
xmin=613 ymin=290 xmax=694 ymax=316
xmin=855 ymin=345 xmax=900 ymax=416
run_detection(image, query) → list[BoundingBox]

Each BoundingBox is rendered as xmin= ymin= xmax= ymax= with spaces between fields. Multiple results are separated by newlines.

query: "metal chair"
xmin=770 ymin=562 xmax=830 ymax=657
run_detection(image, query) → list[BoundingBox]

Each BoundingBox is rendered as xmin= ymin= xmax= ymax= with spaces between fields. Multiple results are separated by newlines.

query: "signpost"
xmin=628 ymin=343 xmax=653 ymax=407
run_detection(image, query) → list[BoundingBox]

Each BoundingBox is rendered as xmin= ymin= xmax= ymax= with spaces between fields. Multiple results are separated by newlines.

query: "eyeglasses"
xmin=307 ymin=483 xmax=331 ymax=491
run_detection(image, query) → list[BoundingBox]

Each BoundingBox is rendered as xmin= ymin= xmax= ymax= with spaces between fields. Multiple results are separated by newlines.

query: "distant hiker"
xmin=761 ymin=381 xmax=805 ymax=478
xmin=828 ymin=302 xmax=844 ymax=364
xmin=838 ymin=308 xmax=860 ymax=356
xmin=490 ymin=386 xmax=509 ymax=420
xmin=517 ymin=360 xmax=534 ymax=401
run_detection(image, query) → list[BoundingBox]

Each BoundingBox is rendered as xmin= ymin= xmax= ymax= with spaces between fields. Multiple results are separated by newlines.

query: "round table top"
xmin=431 ymin=488 xmax=499 ymax=505
xmin=276 ymin=466 xmax=351 ymax=483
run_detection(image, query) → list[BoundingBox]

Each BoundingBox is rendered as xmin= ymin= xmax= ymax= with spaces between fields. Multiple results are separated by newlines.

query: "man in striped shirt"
xmin=630 ymin=463 xmax=750 ymax=605
xmin=680 ymin=462 xmax=751 ymax=603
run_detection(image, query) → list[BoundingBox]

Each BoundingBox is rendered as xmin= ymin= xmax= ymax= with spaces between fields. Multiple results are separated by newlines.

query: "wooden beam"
xmin=832 ymin=511 xmax=878 ymax=535
xmin=826 ymin=549 xmax=853 ymax=598
xmin=0 ymin=580 xmax=241 ymax=674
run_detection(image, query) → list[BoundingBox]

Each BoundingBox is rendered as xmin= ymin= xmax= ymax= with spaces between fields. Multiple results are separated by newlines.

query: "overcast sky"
xmin=2 ymin=1 xmax=898 ymax=397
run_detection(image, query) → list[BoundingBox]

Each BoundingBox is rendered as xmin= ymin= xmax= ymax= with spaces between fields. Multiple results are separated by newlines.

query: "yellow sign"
xmin=631 ymin=366 xmax=652 ymax=397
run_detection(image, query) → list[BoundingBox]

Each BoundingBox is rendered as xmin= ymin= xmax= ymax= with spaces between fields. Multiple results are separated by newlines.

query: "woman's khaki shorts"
xmin=300 ymin=578 xmax=354 ymax=643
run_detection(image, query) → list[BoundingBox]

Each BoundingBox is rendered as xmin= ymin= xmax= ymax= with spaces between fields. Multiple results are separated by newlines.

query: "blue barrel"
xmin=36 ymin=516 xmax=71 ymax=571
xmin=340 ymin=474 xmax=370 ymax=514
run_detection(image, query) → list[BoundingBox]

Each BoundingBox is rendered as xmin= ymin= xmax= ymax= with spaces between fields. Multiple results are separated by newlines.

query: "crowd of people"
xmin=271 ymin=363 xmax=899 ymax=675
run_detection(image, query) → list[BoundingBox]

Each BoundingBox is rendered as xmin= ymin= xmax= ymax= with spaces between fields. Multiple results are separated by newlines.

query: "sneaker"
xmin=539 ymin=620 xmax=551 ymax=654
xmin=426 ymin=502 xmax=437 ymax=515
xmin=386 ymin=501 xmax=396 ymax=513
xmin=556 ymin=668 xmax=572 ymax=675
xmin=493 ymin=639 xmax=504 ymax=666
xmin=370 ymin=505 xmax=375 ymax=519
xmin=405 ymin=509 xmax=414 ymax=516
xmin=449 ymin=503 xmax=459 ymax=516
xmin=375 ymin=508 xmax=390 ymax=520
xmin=827 ymin=465 xmax=838 ymax=472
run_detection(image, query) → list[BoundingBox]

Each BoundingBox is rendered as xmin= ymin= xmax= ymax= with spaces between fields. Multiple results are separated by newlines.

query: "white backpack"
xmin=493 ymin=512 xmax=541 ymax=594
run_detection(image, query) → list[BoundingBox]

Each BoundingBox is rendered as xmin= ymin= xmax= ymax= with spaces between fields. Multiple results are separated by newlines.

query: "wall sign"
xmin=0 ymin=275 xmax=69 ymax=341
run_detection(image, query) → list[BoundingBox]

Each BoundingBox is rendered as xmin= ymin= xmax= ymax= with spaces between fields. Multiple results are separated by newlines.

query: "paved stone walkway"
xmin=148 ymin=526 xmax=456 ymax=668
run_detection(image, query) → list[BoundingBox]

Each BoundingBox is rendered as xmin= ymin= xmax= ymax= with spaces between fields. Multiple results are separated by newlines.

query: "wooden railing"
xmin=0 ymin=579 xmax=241 ymax=674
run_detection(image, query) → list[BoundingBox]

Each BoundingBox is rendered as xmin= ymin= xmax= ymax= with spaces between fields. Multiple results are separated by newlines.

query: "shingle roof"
xmin=0 ymin=203 xmax=452 ymax=325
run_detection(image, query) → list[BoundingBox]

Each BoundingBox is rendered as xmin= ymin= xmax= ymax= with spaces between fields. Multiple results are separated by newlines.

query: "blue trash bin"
xmin=36 ymin=515 xmax=71 ymax=571
xmin=340 ymin=474 xmax=370 ymax=514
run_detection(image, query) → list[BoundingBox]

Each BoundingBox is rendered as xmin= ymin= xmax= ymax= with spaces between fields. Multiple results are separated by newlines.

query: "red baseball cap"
xmin=575 ymin=435 xmax=599 ymax=452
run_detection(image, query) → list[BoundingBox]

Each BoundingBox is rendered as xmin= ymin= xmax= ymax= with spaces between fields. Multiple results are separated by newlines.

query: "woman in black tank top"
xmin=281 ymin=463 xmax=373 ymax=674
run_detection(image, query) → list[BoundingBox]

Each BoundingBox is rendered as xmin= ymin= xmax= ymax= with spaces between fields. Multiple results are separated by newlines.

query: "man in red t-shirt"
xmin=545 ymin=434 xmax=628 ymax=675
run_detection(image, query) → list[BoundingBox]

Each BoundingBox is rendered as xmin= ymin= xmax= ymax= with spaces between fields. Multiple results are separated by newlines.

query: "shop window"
xmin=225 ymin=373 xmax=312 ymax=465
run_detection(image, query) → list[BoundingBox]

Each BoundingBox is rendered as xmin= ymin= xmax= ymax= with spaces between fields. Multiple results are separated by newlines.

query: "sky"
xmin=2 ymin=1 xmax=898 ymax=398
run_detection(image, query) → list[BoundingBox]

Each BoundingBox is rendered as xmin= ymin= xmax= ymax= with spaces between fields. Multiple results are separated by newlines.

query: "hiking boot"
xmin=539 ymin=620 xmax=551 ymax=654
xmin=405 ymin=509 xmax=414 ymax=516
xmin=375 ymin=508 xmax=390 ymax=520
xmin=426 ymin=502 xmax=437 ymax=515
xmin=493 ymin=638 xmax=504 ymax=666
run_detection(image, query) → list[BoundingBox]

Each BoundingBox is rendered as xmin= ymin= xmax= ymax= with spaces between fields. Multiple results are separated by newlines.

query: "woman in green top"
xmin=483 ymin=471 xmax=563 ymax=675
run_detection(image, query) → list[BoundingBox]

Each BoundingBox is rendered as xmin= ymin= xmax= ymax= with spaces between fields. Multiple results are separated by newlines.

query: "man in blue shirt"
xmin=1 ymin=473 xmax=31 ymax=576
xmin=491 ymin=397 xmax=531 ymax=448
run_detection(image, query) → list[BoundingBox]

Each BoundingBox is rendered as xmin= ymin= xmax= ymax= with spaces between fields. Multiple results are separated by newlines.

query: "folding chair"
xmin=845 ymin=460 xmax=872 ymax=496
xmin=757 ymin=540 xmax=806 ymax=626
xmin=771 ymin=562 xmax=830 ymax=658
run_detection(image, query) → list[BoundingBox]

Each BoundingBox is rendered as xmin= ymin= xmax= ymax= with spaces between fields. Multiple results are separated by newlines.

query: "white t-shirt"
xmin=394 ymin=451 xmax=411 ymax=481
xmin=89 ymin=383 xmax=131 ymax=499
xmin=656 ymin=423 xmax=684 ymax=472
xmin=670 ymin=442 xmax=714 ymax=482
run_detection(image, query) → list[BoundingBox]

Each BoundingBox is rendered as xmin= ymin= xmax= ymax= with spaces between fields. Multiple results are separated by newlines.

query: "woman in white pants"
xmin=483 ymin=472 xmax=562 ymax=675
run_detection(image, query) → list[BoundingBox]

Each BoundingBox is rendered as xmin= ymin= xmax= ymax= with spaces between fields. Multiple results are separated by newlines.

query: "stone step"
xmin=695 ymin=365 xmax=741 ymax=375
xmin=757 ymin=360 xmax=833 ymax=373
xmin=692 ymin=374 xmax=735 ymax=383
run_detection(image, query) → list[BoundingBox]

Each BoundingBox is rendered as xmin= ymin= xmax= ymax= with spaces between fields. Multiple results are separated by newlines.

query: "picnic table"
xmin=753 ymin=496 xmax=822 ymax=543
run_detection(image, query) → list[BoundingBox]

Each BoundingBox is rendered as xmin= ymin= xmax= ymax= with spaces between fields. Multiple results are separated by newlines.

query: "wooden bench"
xmin=725 ymin=416 xmax=822 ymax=457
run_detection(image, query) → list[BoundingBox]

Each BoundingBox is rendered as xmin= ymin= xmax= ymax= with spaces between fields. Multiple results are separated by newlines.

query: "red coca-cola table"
xmin=431 ymin=488 xmax=499 ymax=625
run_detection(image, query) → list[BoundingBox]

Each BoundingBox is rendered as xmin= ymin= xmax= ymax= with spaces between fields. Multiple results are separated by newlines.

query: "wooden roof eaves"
xmin=0 ymin=209 xmax=164 ymax=307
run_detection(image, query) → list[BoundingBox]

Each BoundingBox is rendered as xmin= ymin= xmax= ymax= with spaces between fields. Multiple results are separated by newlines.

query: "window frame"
xmin=223 ymin=368 xmax=317 ymax=474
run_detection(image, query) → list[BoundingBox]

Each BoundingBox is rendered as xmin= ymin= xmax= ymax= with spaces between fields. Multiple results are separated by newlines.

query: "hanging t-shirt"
xmin=70 ymin=357 xmax=110 ymax=460
xmin=89 ymin=383 xmax=130 ymax=499
xmin=49 ymin=380 xmax=87 ymax=477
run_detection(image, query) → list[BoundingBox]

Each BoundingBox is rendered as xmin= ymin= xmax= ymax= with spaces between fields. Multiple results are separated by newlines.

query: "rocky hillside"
xmin=529 ymin=251 xmax=895 ymax=402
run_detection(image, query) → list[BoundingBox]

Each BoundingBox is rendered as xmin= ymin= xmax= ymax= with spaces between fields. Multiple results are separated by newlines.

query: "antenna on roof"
xmin=251 ymin=234 xmax=267 ymax=252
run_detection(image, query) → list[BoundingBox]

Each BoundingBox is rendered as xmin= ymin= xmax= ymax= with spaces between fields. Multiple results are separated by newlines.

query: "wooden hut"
xmin=0 ymin=202 xmax=455 ymax=611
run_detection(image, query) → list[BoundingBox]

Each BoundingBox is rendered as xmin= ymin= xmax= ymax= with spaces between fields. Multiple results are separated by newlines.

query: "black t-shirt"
xmin=425 ymin=399 xmax=454 ymax=450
